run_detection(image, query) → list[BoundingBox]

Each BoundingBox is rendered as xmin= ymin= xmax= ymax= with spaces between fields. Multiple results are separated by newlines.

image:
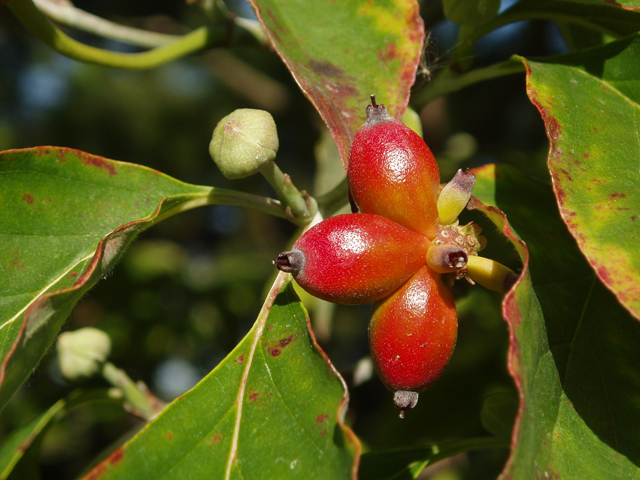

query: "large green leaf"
xmin=359 ymin=437 xmax=507 ymax=480
xmin=524 ymin=35 xmax=640 ymax=320
xmin=497 ymin=0 xmax=640 ymax=38
xmin=0 ymin=389 xmax=119 ymax=479
xmin=248 ymin=0 xmax=424 ymax=168
xmin=470 ymin=164 xmax=640 ymax=479
xmin=0 ymin=147 xmax=214 ymax=411
xmin=82 ymin=273 xmax=360 ymax=479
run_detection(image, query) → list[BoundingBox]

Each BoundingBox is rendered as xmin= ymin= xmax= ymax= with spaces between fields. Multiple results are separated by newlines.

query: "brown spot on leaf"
xmin=266 ymin=334 xmax=298 ymax=357
xmin=235 ymin=354 xmax=245 ymax=364
xmin=320 ymin=429 xmax=327 ymax=436
xmin=22 ymin=193 xmax=34 ymax=204
xmin=10 ymin=251 xmax=23 ymax=270
xmin=631 ymin=216 xmax=637 ymax=221
xmin=610 ymin=193 xmax=626 ymax=198
xmin=378 ymin=42 xmax=398 ymax=62
xmin=279 ymin=335 xmax=295 ymax=347
xmin=309 ymin=59 xmax=344 ymax=78
xmin=248 ymin=391 xmax=259 ymax=402
xmin=583 ymin=153 xmax=591 ymax=159
xmin=208 ymin=434 xmax=222 ymax=445
xmin=597 ymin=265 xmax=612 ymax=284
xmin=559 ymin=169 xmax=573 ymax=181
xmin=316 ymin=414 xmax=329 ymax=423
xmin=79 ymin=152 xmax=117 ymax=176
xmin=593 ymin=127 xmax=599 ymax=133
xmin=167 ymin=432 xmax=172 ymax=440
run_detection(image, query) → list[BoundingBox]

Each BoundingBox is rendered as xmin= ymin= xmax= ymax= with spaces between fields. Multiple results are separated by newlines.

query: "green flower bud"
xmin=57 ymin=328 xmax=111 ymax=381
xmin=437 ymin=169 xmax=476 ymax=225
xmin=209 ymin=109 xmax=279 ymax=179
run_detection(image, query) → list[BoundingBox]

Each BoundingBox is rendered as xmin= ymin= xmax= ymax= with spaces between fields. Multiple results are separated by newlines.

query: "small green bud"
xmin=57 ymin=328 xmax=111 ymax=381
xmin=209 ymin=109 xmax=279 ymax=179
xmin=437 ymin=169 xmax=476 ymax=225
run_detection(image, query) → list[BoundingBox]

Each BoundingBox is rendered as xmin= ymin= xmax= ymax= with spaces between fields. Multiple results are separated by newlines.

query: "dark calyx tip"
xmin=365 ymin=94 xmax=393 ymax=127
xmin=450 ymin=169 xmax=477 ymax=194
xmin=274 ymin=250 xmax=305 ymax=275
xmin=394 ymin=390 xmax=419 ymax=419
xmin=447 ymin=250 xmax=468 ymax=269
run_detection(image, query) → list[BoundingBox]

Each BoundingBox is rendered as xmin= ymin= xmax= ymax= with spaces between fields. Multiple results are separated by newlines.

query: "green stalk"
xmin=7 ymin=0 xmax=233 ymax=69
xmin=259 ymin=161 xmax=317 ymax=225
xmin=150 ymin=187 xmax=289 ymax=225
xmin=411 ymin=58 xmax=525 ymax=108
xmin=102 ymin=362 xmax=164 ymax=420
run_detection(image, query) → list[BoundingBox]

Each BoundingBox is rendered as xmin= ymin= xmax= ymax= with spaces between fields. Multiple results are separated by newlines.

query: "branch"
xmin=411 ymin=58 xmax=525 ymax=108
xmin=33 ymin=0 xmax=181 ymax=48
xmin=7 ymin=0 xmax=261 ymax=69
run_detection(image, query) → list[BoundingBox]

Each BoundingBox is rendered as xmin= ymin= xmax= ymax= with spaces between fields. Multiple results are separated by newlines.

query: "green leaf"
xmin=470 ymin=164 xmax=640 ymax=479
xmin=248 ymin=0 xmax=424 ymax=168
xmin=600 ymin=0 xmax=640 ymax=11
xmin=443 ymin=0 xmax=500 ymax=25
xmin=81 ymin=274 xmax=360 ymax=480
xmin=524 ymin=35 xmax=640 ymax=319
xmin=0 ymin=399 xmax=65 ymax=479
xmin=0 ymin=389 xmax=119 ymax=479
xmin=0 ymin=147 xmax=213 ymax=411
xmin=497 ymin=0 xmax=640 ymax=39
xmin=480 ymin=393 xmax=519 ymax=440
xmin=359 ymin=437 xmax=508 ymax=480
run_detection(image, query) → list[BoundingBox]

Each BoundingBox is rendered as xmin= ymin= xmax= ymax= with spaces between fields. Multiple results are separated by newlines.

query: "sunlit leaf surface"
xmin=0 ymin=147 xmax=211 ymax=411
xmin=248 ymin=0 xmax=424 ymax=168
xmin=84 ymin=274 xmax=360 ymax=480
xmin=524 ymin=35 xmax=640 ymax=319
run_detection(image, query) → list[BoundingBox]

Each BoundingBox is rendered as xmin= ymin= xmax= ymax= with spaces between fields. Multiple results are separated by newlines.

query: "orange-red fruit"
xmin=276 ymin=214 xmax=430 ymax=305
xmin=369 ymin=266 xmax=457 ymax=392
xmin=348 ymin=101 xmax=441 ymax=238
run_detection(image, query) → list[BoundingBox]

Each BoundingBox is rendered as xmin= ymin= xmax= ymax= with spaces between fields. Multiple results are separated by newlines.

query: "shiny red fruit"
xmin=275 ymin=214 xmax=430 ymax=305
xmin=348 ymin=99 xmax=440 ymax=238
xmin=369 ymin=266 xmax=457 ymax=393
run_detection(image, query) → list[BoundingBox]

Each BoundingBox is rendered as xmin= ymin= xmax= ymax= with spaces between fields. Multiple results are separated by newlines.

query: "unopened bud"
xmin=209 ymin=109 xmax=279 ymax=179
xmin=438 ymin=169 xmax=476 ymax=225
xmin=57 ymin=328 xmax=111 ymax=381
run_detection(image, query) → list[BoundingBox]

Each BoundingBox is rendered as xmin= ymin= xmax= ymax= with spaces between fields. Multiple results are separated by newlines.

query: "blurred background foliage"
xmin=0 ymin=0 xmax=568 ymax=478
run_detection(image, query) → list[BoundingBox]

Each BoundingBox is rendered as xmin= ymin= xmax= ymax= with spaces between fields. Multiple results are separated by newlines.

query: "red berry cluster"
xmin=276 ymin=96 xmax=513 ymax=417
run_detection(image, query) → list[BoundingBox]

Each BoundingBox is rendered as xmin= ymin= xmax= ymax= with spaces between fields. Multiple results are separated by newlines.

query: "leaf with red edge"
xmin=470 ymin=164 xmax=640 ymax=479
xmin=602 ymin=0 xmax=640 ymax=11
xmin=82 ymin=273 xmax=361 ymax=480
xmin=0 ymin=147 xmax=213 ymax=411
xmin=524 ymin=35 xmax=640 ymax=320
xmin=248 ymin=0 xmax=424 ymax=168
